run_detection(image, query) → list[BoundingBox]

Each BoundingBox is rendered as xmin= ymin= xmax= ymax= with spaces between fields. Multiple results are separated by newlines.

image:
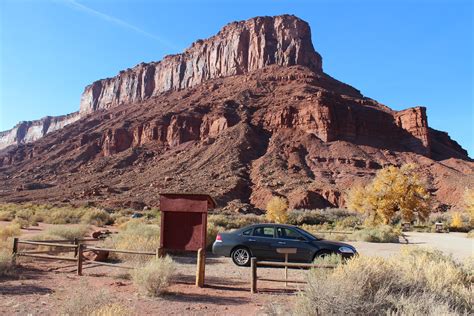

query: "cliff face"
xmin=0 ymin=113 xmax=80 ymax=151
xmin=79 ymin=15 xmax=322 ymax=114
xmin=0 ymin=15 xmax=471 ymax=211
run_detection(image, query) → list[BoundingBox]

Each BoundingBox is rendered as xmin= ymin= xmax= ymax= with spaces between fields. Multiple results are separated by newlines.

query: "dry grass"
xmin=295 ymin=247 xmax=472 ymax=315
xmin=44 ymin=225 xmax=90 ymax=240
xmin=60 ymin=283 xmax=128 ymax=316
xmin=0 ymin=250 xmax=14 ymax=277
xmin=206 ymin=223 xmax=224 ymax=249
xmin=0 ymin=223 xmax=21 ymax=259
xmin=467 ymin=230 xmax=474 ymax=239
xmin=131 ymin=256 xmax=175 ymax=296
xmin=102 ymin=220 xmax=160 ymax=263
xmin=0 ymin=203 xmax=113 ymax=226
xmin=90 ymin=303 xmax=129 ymax=316
xmin=352 ymin=225 xmax=400 ymax=243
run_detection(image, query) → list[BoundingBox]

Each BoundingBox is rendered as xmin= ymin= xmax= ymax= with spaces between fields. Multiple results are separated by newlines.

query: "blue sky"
xmin=0 ymin=0 xmax=472 ymax=156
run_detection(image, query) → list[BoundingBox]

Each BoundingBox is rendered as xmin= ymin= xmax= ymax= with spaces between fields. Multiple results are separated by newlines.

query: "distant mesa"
xmin=0 ymin=15 xmax=472 ymax=211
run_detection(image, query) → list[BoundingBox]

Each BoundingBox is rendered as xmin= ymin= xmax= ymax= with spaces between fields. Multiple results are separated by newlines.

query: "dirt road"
xmin=352 ymin=232 xmax=473 ymax=261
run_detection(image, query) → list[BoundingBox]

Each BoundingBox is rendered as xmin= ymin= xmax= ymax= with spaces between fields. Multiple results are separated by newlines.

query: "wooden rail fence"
xmin=250 ymin=257 xmax=336 ymax=293
xmin=12 ymin=238 xmax=158 ymax=275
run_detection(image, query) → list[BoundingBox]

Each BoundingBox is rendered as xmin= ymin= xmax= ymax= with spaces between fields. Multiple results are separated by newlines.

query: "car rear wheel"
xmin=231 ymin=247 xmax=251 ymax=266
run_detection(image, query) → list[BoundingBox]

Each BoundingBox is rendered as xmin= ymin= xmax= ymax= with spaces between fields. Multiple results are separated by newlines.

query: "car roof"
xmin=241 ymin=223 xmax=299 ymax=229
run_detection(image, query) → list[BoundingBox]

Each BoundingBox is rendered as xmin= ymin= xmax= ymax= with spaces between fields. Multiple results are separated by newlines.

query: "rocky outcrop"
xmin=0 ymin=112 xmax=80 ymax=151
xmin=79 ymin=15 xmax=322 ymax=114
xmin=0 ymin=15 xmax=471 ymax=212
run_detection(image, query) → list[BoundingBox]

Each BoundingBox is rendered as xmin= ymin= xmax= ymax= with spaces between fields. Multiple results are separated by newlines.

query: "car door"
xmin=248 ymin=225 xmax=276 ymax=260
xmin=273 ymin=226 xmax=313 ymax=262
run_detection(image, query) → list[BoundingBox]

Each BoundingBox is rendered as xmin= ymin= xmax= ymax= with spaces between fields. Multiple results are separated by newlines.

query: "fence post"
xmin=77 ymin=244 xmax=83 ymax=276
xmin=195 ymin=248 xmax=205 ymax=288
xmin=251 ymin=257 xmax=257 ymax=294
xmin=73 ymin=238 xmax=79 ymax=257
xmin=12 ymin=237 xmax=18 ymax=265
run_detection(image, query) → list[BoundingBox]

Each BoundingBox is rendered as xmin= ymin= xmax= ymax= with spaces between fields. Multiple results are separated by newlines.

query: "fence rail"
xmin=11 ymin=237 xmax=161 ymax=275
xmin=250 ymin=257 xmax=336 ymax=293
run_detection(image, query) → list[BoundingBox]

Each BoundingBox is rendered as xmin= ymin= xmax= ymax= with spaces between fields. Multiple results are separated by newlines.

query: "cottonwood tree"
xmin=347 ymin=164 xmax=431 ymax=224
xmin=463 ymin=188 xmax=474 ymax=226
xmin=266 ymin=196 xmax=289 ymax=224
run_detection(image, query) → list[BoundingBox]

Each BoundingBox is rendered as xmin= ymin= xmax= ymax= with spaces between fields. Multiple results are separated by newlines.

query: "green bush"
xmin=132 ymin=256 xmax=175 ymax=296
xmin=295 ymin=248 xmax=472 ymax=315
xmin=44 ymin=225 xmax=90 ymax=240
xmin=352 ymin=225 xmax=400 ymax=243
xmin=81 ymin=209 xmax=112 ymax=226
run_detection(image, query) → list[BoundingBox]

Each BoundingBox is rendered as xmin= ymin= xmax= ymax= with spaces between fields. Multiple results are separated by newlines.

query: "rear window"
xmin=253 ymin=226 xmax=275 ymax=238
xmin=242 ymin=229 xmax=252 ymax=236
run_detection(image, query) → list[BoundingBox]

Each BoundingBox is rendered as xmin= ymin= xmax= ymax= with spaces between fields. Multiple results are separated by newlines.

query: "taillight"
xmin=216 ymin=234 xmax=222 ymax=241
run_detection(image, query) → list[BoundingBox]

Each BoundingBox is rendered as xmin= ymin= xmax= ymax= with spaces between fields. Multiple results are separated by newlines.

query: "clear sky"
xmin=1 ymin=0 xmax=472 ymax=156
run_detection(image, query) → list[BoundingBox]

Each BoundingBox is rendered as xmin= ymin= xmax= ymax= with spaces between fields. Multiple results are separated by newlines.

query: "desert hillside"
xmin=0 ymin=15 xmax=472 ymax=211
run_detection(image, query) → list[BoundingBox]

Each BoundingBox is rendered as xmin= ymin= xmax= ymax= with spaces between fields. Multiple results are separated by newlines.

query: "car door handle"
xmin=278 ymin=241 xmax=286 ymax=245
xmin=248 ymin=239 xmax=256 ymax=242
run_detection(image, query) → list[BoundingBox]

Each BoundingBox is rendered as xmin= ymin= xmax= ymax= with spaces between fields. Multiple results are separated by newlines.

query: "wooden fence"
xmin=12 ymin=238 xmax=158 ymax=275
xmin=11 ymin=238 xmax=206 ymax=286
xmin=250 ymin=257 xmax=336 ymax=293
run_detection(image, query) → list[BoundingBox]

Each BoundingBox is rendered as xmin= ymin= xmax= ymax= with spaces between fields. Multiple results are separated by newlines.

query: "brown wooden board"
xmin=159 ymin=193 xmax=213 ymax=252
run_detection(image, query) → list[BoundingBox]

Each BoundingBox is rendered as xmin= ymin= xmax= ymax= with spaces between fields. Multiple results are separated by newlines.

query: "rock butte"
xmin=0 ymin=15 xmax=472 ymax=211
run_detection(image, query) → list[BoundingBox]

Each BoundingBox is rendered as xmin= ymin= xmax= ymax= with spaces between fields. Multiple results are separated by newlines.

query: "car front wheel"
xmin=231 ymin=247 xmax=251 ymax=266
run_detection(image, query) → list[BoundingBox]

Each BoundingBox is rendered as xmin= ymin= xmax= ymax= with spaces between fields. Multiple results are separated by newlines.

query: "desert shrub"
xmin=0 ymin=223 xmax=21 ymax=241
xmin=0 ymin=203 xmax=118 ymax=226
xmin=295 ymin=248 xmax=471 ymax=315
xmin=288 ymin=209 xmax=362 ymax=228
xmin=312 ymin=253 xmax=344 ymax=266
xmin=0 ymin=250 xmax=14 ymax=277
xmin=81 ymin=209 xmax=112 ymax=226
xmin=208 ymin=214 xmax=263 ymax=230
xmin=0 ymin=210 xmax=15 ymax=221
xmin=206 ymin=223 xmax=224 ymax=249
xmin=59 ymin=282 xmax=111 ymax=316
xmin=467 ymin=230 xmax=474 ymax=238
xmin=103 ymin=220 xmax=160 ymax=263
xmin=132 ymin=256 xmax=175 ymax=296
xmin=90 ymin=303 xmax=129 ymax=316
xmin=266 ymin=196 xmax=289 ymax=223
xmin=352 ymin=225 xmax=400 ymax=243
xmin=347 ymin=164 xmax=431 ymax=224
xmin=44 ymin=225 xmax=90 ymax=240
xmin=334 ymin=215 xmax=362 ymax=229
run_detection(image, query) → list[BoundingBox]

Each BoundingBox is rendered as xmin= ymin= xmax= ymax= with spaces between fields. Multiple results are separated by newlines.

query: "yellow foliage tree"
xmin=347 ymin=164 xmax=431 ymax=225
xmin=450 ymin=212 xmax=463 ymax=229
xmin=266 ymin=196 xmax=289 ymax=224
xmin=464 ymin=189 xmax=474 ymax=226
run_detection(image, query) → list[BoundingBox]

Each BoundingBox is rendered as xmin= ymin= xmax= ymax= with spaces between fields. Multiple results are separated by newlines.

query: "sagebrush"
xmin=132 ymin=256 xmax=175 ymax=296
xmin=295 ymin=247 xmax=472 ymax=315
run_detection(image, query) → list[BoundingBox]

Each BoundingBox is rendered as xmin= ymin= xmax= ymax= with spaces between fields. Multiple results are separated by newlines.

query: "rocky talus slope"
xmin=0 ymin=15 xmax=472 ymax=211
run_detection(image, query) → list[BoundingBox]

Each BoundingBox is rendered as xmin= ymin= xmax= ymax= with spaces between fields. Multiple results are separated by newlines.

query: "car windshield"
xmin=295 ymin=227 xmax=321 ymax=241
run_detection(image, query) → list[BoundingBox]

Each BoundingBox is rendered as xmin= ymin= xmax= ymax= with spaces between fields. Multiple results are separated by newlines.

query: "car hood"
xmin=312 ymin=239 xmax=356 ymax=250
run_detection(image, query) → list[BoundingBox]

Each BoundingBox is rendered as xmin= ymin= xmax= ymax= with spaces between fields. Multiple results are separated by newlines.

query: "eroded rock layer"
xmin=0 ymin=15 xmax=471 ymax=211
xmin=79 ymin=15 xmax=323 ymax=114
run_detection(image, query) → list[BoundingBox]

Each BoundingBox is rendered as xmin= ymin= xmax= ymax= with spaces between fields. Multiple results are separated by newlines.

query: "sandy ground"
xmin=0 ymin=223 xmax=472 ymax=315
xmin=353 ymin=232 xmax=474 ymax=261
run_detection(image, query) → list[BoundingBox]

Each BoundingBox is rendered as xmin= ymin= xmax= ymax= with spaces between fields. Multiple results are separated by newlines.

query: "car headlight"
xmin=339 ymin=246 xmax=355 ymax=254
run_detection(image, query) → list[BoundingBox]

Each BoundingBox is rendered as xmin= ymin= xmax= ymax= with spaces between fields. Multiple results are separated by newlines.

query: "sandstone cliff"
xmin=79 ymin=15 xmax=323 ymax=114
xmin=0 ymin=15 xmax=471 ymax=211
xmin=0 ymin=112 xmax=80 ymax=151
